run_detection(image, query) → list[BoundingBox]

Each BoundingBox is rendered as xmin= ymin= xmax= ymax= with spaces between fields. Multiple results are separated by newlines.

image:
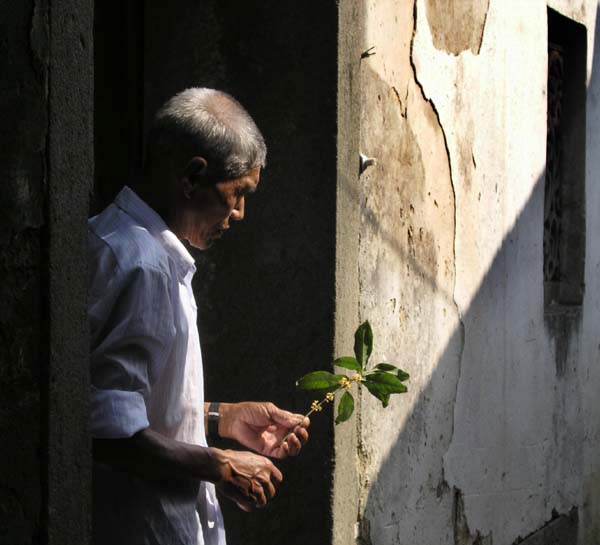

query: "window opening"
xmin=544 ymin=8 xmax=587 ymax=308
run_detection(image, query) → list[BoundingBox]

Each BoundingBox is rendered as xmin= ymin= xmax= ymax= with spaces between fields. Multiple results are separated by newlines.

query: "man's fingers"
xmin=270 ymin=463 xmax=283 ymax=483
xmin=270 ymin=405 xmax=307 ymax=429
xmin=294 ymin=425 xmax=309 ymax=444
xmin=235 ymin=500 xmax=254 ymax=512
xmin=286 ymin=434 xmax=302 ymax=456
xmin=252 ymin=483 xmax=267 ymax=508
xmin=259 ymin=476 xmax=277 ymax=500
xmin=281 ymin=426 xmax=308 ymax=457
xmin=221 ymin=484 xmax=261 ymax=512
xmin=220 ymin=451 xmax=284 ymax=510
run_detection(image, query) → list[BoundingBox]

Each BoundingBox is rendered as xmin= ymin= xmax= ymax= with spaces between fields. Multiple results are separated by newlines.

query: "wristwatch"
xmin=206 ymin=402 xmax=221 ymax=439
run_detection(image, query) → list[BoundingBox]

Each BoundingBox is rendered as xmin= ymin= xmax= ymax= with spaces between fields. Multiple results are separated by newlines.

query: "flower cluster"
xmin=352 ymin=373 xmax=362 ymax=383
xmin=311 ymin=400 xmax=323 ymax=412
xmin=339 ymin=376 xmax=351 ymax=390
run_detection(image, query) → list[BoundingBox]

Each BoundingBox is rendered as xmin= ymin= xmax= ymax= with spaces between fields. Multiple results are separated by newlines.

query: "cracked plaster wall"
xmin=356 ymin=0 xmax=600 ymax=544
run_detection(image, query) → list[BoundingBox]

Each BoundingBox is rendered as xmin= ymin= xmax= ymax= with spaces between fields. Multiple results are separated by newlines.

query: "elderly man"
xmin=88 ymin=88 xmax=309 ymax=545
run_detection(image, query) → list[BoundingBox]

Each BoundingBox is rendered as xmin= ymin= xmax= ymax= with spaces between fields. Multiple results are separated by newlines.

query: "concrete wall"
xmin=347 ymin=1 xmax=600 ymax=544
xmin=0 ymin=1 xmax=92 ymax=543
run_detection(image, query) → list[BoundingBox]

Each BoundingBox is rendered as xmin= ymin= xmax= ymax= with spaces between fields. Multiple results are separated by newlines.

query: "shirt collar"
xmin=115 ymin=186 xmax=196 ymax=277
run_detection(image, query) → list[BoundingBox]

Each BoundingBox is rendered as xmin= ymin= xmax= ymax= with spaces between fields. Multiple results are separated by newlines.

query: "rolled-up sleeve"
xmin=89 ymin=262 xmax=176 ymax=438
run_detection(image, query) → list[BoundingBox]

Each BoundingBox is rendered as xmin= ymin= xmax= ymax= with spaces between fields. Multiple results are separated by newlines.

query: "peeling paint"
xmin=411 ymin=0 xmax=466 ymax=468
xmin=358 ymin=1 xmax=460 ymax=543
xmin=424 ymin=0 xmax=489 ymax=55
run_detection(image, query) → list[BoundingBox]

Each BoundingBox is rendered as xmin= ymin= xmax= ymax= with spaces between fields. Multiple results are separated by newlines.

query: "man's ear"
xmin=182 ymin=157 xmax=208 ymax=198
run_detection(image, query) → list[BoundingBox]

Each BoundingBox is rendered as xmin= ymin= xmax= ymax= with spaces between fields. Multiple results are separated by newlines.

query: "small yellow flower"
xmin=326 ymin=392 xmax=335 ymax=402
xmin=352 ymin=373 xmax=362 ymax=383
xmin=339 ymin=377 xmax=350 ymax=387
xmin=311 ymin=400 xmax=323 ymax=412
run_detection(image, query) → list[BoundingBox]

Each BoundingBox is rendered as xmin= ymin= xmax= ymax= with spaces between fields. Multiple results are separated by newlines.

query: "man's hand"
xmin=218 ymin=402 xmax=309 ymax=459
xmin=211 ymin=449 xmax=283 ymax=512
xmin=94 ymin=429 xmax=284 ymax=511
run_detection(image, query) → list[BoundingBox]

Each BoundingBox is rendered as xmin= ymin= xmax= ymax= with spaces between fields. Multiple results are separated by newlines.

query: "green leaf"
xmin=354 ymin=321 xmax=374 ymax=368
xmin=364 ymin=371 xmax=408 ymax=393
xmin=296 ymin=371 xmax=345 ymax=391
xmin=362 ymin=381 xmax=391 ymax=407
xmin=373 ymin=363 xmax=410 ymax=382
xmin=362 ymin=371 xmax=407 ymax=407
xmin=335 ymin=391 xmax=355 ymax=424
xmin=373 ymin=363 xmax=397 ymax=372
xmin=396 ymin=369 xmax=410 ymax=382
xmin=334 ymin=356 xmax=362 ymax=372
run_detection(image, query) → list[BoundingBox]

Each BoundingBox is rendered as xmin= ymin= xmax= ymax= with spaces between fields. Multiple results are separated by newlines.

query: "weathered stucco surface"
xmin=354 ymin=0 xmax=600 ymax=544
xmin=357 ymin=1 xmax=461 ymax=543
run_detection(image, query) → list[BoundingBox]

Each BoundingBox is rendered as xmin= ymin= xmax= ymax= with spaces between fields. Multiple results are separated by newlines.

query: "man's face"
xmin=180 ymin=167 xmax=261 ymax=250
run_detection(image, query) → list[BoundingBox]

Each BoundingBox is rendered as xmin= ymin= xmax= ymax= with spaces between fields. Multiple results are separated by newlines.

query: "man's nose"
xmin=231 ymin=196 xmax=245 ymax=221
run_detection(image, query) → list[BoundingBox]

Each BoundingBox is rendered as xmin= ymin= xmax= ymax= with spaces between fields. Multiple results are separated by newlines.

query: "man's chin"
xmin=184 ymin=237 xmax=214 ymax=251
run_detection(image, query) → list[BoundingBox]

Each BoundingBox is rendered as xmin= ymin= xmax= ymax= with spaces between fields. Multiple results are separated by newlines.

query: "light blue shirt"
xmin=88 ymin=186 xmax=226 ymax=545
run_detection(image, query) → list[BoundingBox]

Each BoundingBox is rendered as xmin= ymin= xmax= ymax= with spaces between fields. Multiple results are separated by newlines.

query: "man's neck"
xmin=129 ymin=175 xmax=173 ymax=228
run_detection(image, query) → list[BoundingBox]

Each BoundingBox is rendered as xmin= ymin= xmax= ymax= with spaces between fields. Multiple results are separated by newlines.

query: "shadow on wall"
xmin=358 ymin=9 xmax=600 ymax=543
xmin=360 ymin=172 xmax=581 ymax=545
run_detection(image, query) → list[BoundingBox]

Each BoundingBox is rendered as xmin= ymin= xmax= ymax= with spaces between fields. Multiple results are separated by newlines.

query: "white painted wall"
xmin=356 ymin=1 xmax=600 ymax=543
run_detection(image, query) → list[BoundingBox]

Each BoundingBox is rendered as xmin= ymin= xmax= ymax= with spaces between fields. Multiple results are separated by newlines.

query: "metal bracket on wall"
xmin=360 ymin=46 xmax=376 ymax=59
xmin=359 ymin=152 xmax=377 ymax=175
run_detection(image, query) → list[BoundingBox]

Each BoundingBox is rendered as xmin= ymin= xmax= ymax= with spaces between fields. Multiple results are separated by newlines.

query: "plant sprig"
xmin=283 ymin=321 xmax=409 ymax=443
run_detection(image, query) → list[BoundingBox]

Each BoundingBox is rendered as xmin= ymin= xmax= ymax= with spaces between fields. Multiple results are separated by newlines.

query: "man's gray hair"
xmin=145 ymin=88 xmax=267 ymax=180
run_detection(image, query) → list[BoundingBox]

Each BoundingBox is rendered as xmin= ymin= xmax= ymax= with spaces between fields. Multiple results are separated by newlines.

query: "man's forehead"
xmin=240 ymin=167 xmax=261 ymax=188
xmin=218 ymin=167 xmax=260 ymax=193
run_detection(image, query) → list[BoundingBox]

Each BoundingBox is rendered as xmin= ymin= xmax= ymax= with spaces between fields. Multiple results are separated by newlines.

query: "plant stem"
xmin=279 ymin=386 xmax=345 ymax=447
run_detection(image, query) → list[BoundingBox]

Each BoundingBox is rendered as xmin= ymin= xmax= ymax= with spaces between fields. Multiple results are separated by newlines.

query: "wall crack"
xmin=410 ymin=0 xmax=466 ymax=457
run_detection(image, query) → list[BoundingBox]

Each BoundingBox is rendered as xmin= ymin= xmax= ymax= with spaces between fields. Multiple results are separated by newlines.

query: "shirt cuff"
xmin=90 ymin=386 xmax=150 ymax=438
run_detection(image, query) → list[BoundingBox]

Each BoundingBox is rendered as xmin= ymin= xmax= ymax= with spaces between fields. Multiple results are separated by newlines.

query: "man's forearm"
xmin=93 ymin=428 xmax=223 ymax=482
xmin=94 ymin=427 xmax=285 ymax=511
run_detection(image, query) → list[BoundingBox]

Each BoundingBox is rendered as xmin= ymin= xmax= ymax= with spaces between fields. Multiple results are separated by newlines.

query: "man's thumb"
xmin=270 ymin=405 xmax=305 ymax=428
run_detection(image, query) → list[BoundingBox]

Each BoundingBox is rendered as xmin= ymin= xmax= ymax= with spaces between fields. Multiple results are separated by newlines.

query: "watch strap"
xmin=207 ymin=402 xmax=221 ymax=439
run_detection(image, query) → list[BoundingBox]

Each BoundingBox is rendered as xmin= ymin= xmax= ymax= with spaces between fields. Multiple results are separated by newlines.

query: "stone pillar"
xmin=47 ymin=1 xmax=94 ymax=543
xmin=332 ymin=1 xmax=363 ymax=545
xmin=0 ymin=1 xmax=93 ymax=543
